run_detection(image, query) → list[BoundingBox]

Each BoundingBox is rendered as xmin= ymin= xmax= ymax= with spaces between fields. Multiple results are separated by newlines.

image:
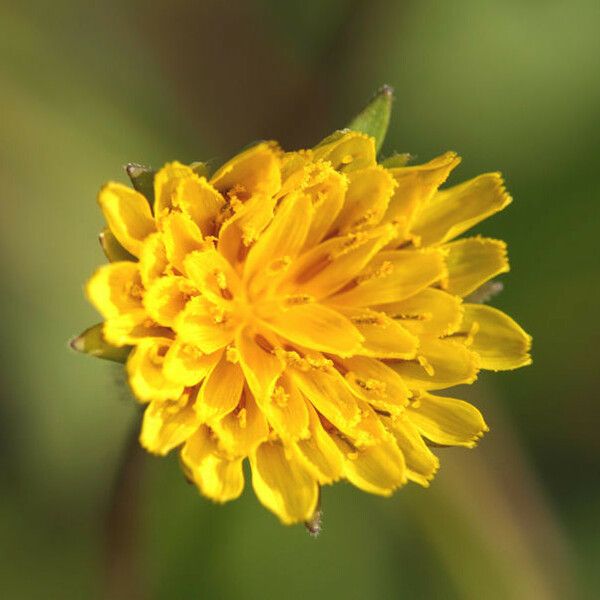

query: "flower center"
xmin=199 ymin=255 xmax=312 ymax=335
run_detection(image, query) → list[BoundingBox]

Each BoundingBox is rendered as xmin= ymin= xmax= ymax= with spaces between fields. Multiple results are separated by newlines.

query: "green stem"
xmin=104 ymin=419 xmax=146 ymax=600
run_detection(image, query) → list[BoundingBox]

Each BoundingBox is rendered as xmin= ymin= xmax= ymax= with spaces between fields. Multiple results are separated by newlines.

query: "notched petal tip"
xmin=491 ymin=171 xmax=512 ymax=199
xmin=413 ymin=172 xmax=513 ymax=246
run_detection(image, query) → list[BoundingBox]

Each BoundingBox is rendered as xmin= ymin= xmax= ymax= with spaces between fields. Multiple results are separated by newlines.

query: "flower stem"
xmin=104 ymin=417 xmax=146 ymax=600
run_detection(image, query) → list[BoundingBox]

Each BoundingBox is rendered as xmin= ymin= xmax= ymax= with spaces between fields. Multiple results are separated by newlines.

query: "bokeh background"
xmin=1 ymin=1 xmax=599 ymax=598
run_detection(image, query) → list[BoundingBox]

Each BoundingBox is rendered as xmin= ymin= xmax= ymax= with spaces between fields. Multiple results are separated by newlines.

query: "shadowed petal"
xmin=461 ymin=304 xmax=532 ymax=370
xmin=251 ymin=441 xmax=319 ymax=524
xmin=443 ymin=236 xmax=509 ymax=297
xmin=98 ymin=182 xmax=155 ymax=256
xmin=181 ymin=426 xmax=245 ymax=503
xmin=406 ymin=392 xmax=488 ymax=448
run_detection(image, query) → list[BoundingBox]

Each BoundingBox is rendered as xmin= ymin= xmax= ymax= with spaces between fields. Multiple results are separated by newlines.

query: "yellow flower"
xmin=84 ymin=131 xmax=531 ymax=525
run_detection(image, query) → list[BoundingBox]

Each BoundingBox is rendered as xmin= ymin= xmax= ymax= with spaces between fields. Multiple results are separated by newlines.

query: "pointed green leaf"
xmin=125 ymin=163 xmax=155 ymax=204
xmin=70 ymin=323 xmax=131 ymax=363
xmin=346 ymin=85 xmax=394 ymax=153
xmin=99 ymin=228 xmax=136 ymax=263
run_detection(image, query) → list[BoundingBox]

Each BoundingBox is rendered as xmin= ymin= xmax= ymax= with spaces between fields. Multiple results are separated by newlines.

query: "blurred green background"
xmin=1 ymin=1 xmax=599 ymax=598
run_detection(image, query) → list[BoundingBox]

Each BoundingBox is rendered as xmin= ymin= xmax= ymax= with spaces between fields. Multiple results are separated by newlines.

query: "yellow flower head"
xmin=82 ymin=124 xmax=531 ymax=525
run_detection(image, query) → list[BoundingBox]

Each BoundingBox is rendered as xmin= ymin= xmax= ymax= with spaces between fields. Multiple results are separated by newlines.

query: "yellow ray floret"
xmin=84 ymin=132 xmax=531 ymax=525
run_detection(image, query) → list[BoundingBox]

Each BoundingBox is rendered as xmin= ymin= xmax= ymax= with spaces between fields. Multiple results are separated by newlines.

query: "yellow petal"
xmin=346 ymin=401 xmax=390 ymax=447
xmin=86 ymin=261 xmax=143 ymax=319
xmin=174 ymin=174 xmax=224 ymax=236
xmin=281 ymin=224 xmax=397 ymax=300
xmin=390 ymin=416 xmax=439 ymax=487
xmin=277 ymin=151 xmax=311 ymax=198
xmin=139 ymin=232 xmax=168 ymax=288
xmin=337 ymin=307 xmax=419 ymax=359
xmin=163 ymin=342 xmax=221 ymax=387
xmin=291 ymin=363 xmax=361 ymax=433
xmin=126 ymin=338 xmax=184 ymax=402
xmin=174 ymin=296 xmax=236 ymax=354
xmin=250 ymin=441 xmax=319 ymax=524
xmin=379 ymin=288 xmax=464 ymax=337
xmin=217 ymin=194 xmax=277 ymax=269
xmin=292 ymin=403 xmax=344 ymax=484
xmin=260 ymin=375 xmax=310 ymax=441
xmin=140 ymin=394 xmax=200 ymax=456
xmin=461 ymin=304 xmax=532 ymax=370
xmin=211 ymin=389 xmax=269 ymax=458
xmin=443 ymin=236 xmax=509 ymax=297
xmin=407 ymin=392 xmax=488 ymax=448
xmin=334 ymin=432 xmax=406 ymax=496
xmin=331 ymin=248 xmax=447 ymax=307
xmin=302 ymin=162 xmax=348 ymax=248
xmin=382 ymin=151 xmax=460 ymax=237
xmin=266 ymin=303 xmax=363 ymax=357
xmin=332 ymin=166 xmax=396 ymax=234
xmin=235 ymin=327 xmax=284 ymax=402
xmin=210 ymin=142 xmax=282 ymax=199
xmin=195 ymin=354 xmax=245 ymax=423
xmin=339 ymin=356 xmax=410 ymax=416
xmin=244 ymin=192 xmax=313 ymax=286
xmin=153 ymin=161 xmax=196 ymax=219
xmin=98 ymin=182 xmax=156 ymax=257
xmin=412 ymin=173 xmax=512 ymax=246
xmin=103 ymin=313 xmax=172 ymax=347
xmin=143 ymin=276 xmax=197 ymax=327
xmin=161 ymin=211 xmax=205 ymax=274
xmin=184 ymin=249 xmax=242 ymax=305
xmin=313 ymin=131 xmax=376 ymax=172
xmin=392 ymin=338 xmax=480 ymax=390
xmin=181 ymin=426 xmax=245 ymax=503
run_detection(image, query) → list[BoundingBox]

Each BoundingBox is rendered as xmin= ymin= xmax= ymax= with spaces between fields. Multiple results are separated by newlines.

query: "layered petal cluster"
xmin=86 ymin=132 xmax=531 ymax=524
